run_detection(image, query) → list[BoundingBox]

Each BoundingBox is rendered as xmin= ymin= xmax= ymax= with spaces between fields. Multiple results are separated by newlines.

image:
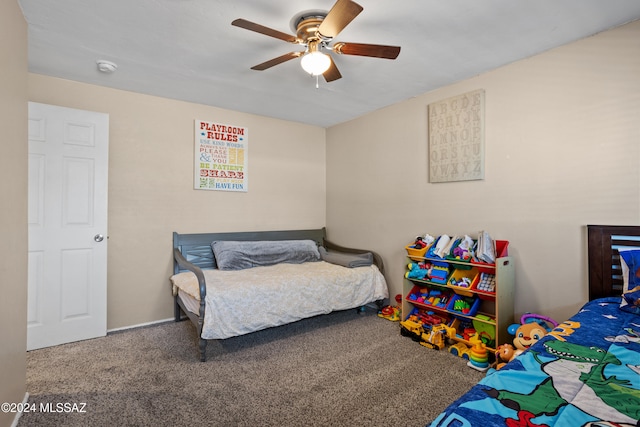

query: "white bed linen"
xmin=170 ymin=261 xmax=388 ymax=340
xmin=177 ymin=289 xmax=200 ymax=315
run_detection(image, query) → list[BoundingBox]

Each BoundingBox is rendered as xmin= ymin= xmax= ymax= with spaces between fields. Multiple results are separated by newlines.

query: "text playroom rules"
xmin=195 ymin=120 xmax=248 ymax=192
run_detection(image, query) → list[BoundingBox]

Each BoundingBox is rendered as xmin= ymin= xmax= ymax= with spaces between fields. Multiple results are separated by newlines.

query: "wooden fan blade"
xmin=323 ymin=56 xmax=342 ymax=82
xmin=251 ymin=52 xmax=302 ymax=71
xmin=232 ymin=18 xmax=298 ymax=43
xmin=318 ymin=0 xmax=363 ymax=39
xmin=333 ymin=42 xmax=400 ymax=59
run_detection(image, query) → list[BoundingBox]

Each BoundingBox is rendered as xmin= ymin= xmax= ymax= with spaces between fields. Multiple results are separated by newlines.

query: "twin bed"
xmin=427 ymin=225 xmax=640 ymax=427
xmin=171 ymin=228 xmax=388 ymax=361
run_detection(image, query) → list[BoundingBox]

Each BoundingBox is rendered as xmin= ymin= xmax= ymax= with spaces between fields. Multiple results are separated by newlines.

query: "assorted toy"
xmin=429 ymin=264 xmax=449 ymax=284
xmin=493 ymin=343 xmax=518 ymax=370
xmin=448 ymin=342 xmax=471 ymax=359
xmin=467 ymin=333 xmax=490 ymax=372
xmin=407 ymin=288 xmax=452 ymax=309
xmin=405 ymin=234 xmax=435 ymax=261
xmin=475 ymin=272 xmax=496 ymax=293
xmin=377 ymin=294 xmax=402 ymax=322
xmin=490 ymin=313 xmax=559 ymax=370
xmin=377 ymin=305 xmax=401 ymax=322
xmin=399 ymin=301 xmax=497 ymax=370
xmin=508 ymin=313 xmax=558 ymax=353
xmin=420 ymin=323 xmax=457 ymax=350
xmin=400 ymin=232 xmax=512 ymax=372
xmin=412 ymin=236 xmax=428 ymax=249
xmin=405 ymin=262 xmax=431 ymax=280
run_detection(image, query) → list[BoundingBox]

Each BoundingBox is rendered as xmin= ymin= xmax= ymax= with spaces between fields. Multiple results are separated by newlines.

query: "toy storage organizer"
xmin=401 ymin=238 xmax=515 ymax=352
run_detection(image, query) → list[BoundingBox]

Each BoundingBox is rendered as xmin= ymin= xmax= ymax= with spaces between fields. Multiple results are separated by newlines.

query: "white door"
xmin=27 ymin=102 xmax=109 ymax=350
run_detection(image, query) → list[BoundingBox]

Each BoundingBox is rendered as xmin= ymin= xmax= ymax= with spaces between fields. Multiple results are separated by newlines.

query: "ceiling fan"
xmin=231 ymin=0 xmax=401 ymax=83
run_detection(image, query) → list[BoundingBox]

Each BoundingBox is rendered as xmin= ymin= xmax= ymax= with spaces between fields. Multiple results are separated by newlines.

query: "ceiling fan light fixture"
xmin=300 ymin=51 xmax=331 ymax=76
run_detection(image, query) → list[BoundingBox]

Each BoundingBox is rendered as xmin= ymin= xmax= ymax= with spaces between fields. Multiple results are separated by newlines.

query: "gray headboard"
xmin=173 ymin=228 xmax=327 ymax=274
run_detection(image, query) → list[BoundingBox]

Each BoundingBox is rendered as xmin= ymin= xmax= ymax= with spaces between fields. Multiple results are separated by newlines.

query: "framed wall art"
xmin=194 ymin=120 xmax=248 ymax=192
xmin=428 ymin=89 xmax=485 ymax=183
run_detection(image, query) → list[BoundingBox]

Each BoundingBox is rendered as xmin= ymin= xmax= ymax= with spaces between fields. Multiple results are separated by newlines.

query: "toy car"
xmin=448 ymin=342 xmax=470 ymax=360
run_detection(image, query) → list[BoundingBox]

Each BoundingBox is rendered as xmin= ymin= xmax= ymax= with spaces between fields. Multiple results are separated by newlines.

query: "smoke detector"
xmin=96 ymin=60 xmax=117 ymax=73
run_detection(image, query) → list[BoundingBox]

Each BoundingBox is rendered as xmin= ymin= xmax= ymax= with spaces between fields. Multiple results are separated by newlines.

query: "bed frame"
xmin=587 ymin=224 xmax=640 ymax=299
xmin=172 ymin=227 xmax=385 ymax=361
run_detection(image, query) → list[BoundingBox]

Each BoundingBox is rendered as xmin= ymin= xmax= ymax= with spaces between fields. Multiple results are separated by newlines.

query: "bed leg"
xmin=199 ymin=338 xmax=207 ymax=362
xmin=174 ymin=297 xmax=182 ymax=322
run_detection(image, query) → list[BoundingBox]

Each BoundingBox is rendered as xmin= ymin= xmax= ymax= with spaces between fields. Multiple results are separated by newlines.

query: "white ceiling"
xmin=18 ymin=0 xmax=640 ymax=128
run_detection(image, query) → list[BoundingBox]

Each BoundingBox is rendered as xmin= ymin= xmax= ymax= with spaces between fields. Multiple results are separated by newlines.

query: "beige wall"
xmin=0 ymin=1 xmax=28 ymax=426
xmin=326 ymin=20 xmax=640 ymax=323
xmin=28 ymin=76 xmax=327 ymax=329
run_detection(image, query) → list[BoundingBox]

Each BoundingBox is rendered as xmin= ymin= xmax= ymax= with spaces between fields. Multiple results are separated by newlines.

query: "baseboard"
xmin=107 ymin=317 xmax=174 ymax=334
xmin=10 ymin=392 xmax=29 ymax=427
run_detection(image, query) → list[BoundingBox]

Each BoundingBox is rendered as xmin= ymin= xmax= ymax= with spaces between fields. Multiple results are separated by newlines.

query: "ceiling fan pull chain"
xmin=315 ymin=75 xmax=319 ymax=89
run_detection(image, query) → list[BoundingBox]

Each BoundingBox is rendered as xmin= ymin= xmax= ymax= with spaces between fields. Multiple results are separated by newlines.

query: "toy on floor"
xmin=400 ymin=314 xmax=424 ymax=341
xmin=377 ymin=306 xmax=400 ymax=321
xmin=449 ymin=342 xmax=471 ymax=360
xmin=493 ymin=343 xmax=518 ymax=370
xmin=467 ymin=334 xmax=490 ymax=372
xmin=377 ymin=294 xmax=402 ymax=321
xmin=489 ymin=312 xmax=559 ymax=371
xmin=420 ymin=323 xmax=456 ymax=350
xmin=508 ymin=313 xmax=558 ymax=352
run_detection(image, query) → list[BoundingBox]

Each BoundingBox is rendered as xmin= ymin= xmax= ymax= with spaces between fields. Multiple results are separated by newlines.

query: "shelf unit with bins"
xmin=402 ymin=246 xmax=515 ymax=351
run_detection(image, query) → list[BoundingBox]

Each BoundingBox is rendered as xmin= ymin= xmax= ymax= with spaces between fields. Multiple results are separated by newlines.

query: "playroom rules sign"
xmin=194 ymin=120 xmax=248 ymax=192
xmin=428 ymin=89 xmax=485 ymax=183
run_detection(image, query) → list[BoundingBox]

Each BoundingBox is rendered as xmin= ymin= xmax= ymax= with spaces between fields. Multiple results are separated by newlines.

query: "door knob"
xmin=94 ymin=234 xmax=104 ymax=242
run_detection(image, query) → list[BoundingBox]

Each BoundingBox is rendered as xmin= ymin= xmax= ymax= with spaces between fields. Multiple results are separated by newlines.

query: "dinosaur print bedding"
xmin=427 ymin=297 xmax=640 ymax=427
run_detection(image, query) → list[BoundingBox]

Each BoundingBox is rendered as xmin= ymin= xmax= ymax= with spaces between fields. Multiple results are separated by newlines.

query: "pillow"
xmin=318 ymin=246 xmax=373 ymax=268
xmin=621 ymin=286 xmax=640 ymax=315
xmin=211 ymin=240 xmax=320 ymax=271
xmin=618 ymin=248 xmax=640 ymax=312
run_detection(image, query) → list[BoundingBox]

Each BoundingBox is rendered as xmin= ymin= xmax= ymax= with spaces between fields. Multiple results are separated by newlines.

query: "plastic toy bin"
xmin=474 ymin=272 xmax=497 ymax=300
xmin=447 ymin=294 xmax=481 ymax=317
xmin=446 ymin=268 xmax=479 ymax=297
xmin=407 ymin=285 xmax=453 ymax=310
xmin=472 ymin=240 xmax=509 ymax=273
xmin=445 ymin=238 xmax=475 ymax=264
xmin=405 ymin=244 xmax=427 ymax=261
xmin=496 ymin=240 xmax=509 ymax=257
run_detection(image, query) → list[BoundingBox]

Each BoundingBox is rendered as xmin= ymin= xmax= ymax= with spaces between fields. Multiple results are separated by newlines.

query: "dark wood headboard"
xmin=587 ymin=224 xmax=640 ymax=300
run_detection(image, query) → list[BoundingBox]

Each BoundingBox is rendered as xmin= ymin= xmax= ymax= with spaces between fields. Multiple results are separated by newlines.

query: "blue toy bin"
xmin=446 ymin=294 xmax=481 ymax=317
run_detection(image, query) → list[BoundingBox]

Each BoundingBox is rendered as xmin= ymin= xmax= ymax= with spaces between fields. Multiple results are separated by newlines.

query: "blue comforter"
xmin=428 ymin=297 xmax=640 ymax=427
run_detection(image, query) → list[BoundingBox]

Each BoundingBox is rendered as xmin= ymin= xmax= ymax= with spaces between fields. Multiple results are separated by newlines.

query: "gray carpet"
xmin=20 ymin=308 xmax=484 ymax=427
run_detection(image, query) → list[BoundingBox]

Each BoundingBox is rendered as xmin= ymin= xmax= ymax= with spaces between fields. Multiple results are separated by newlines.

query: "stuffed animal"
xmin=507 ymin=313 xmax=558 ymax=352
xmin=494 ymin=343 xmax=519 ymax=370
xmin=405 ymin=262 xmax=431 ymax=280
xmin=493 ymin=314 xmax=558 ymax=370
